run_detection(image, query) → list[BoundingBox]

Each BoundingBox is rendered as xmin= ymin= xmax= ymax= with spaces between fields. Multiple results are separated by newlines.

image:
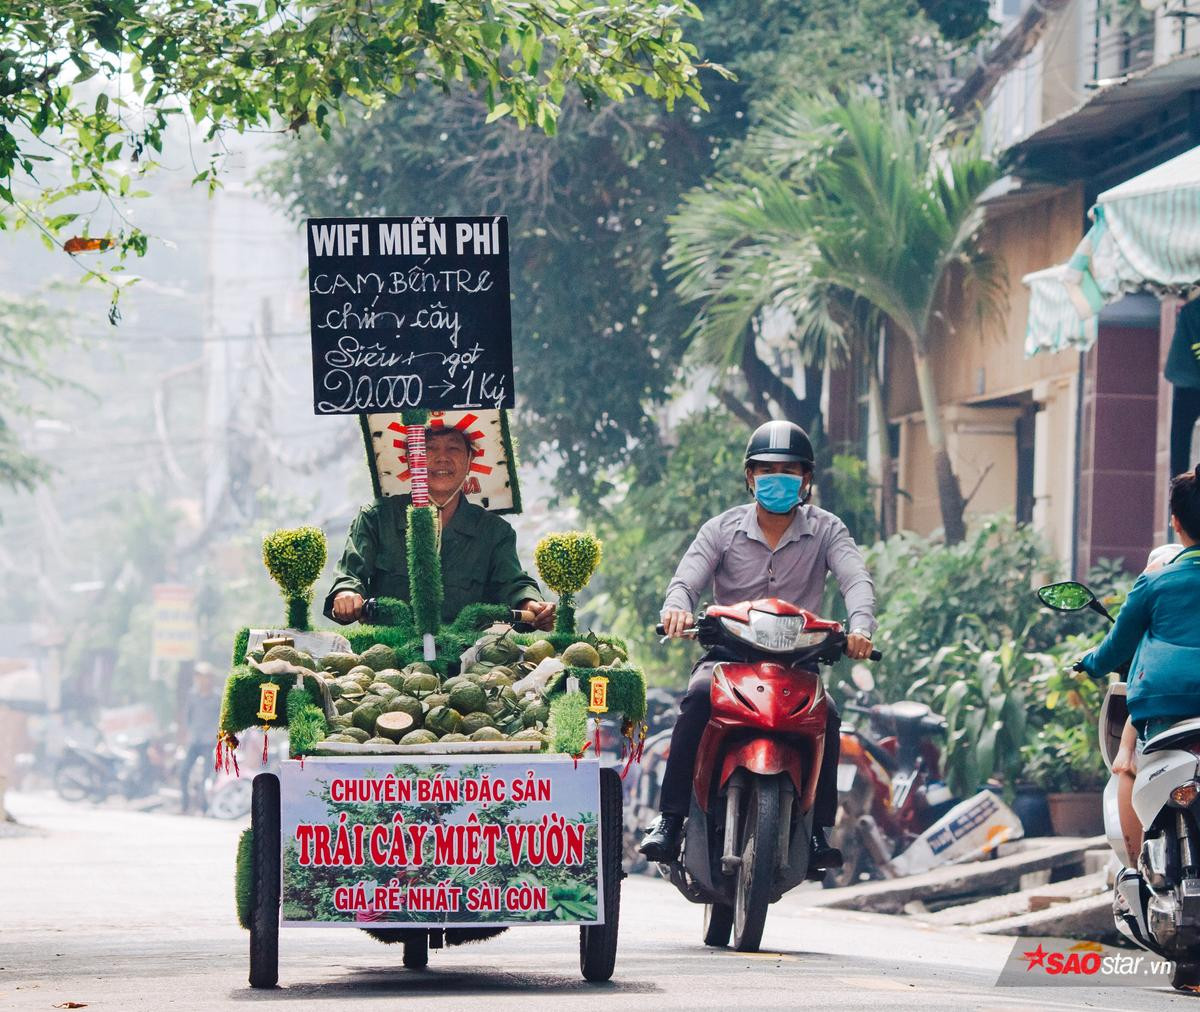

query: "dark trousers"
xmin=658 ymin=659 xmax=841 ymax=827
xmin=1172 ymin=386 xmax=1200 ymax=481
xmin=180 ymin=741 xmax=209 ymax=812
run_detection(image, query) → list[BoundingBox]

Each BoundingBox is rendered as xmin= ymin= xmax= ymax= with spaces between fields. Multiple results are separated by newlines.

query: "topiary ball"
xmin=534 ymin=531 xmax=602 ymax=597
xmin=262 ymin=526 xmax=327 ymax=600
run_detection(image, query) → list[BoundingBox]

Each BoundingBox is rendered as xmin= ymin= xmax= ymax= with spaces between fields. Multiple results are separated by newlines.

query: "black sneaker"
xmin=638 ymin=814 xmax=684 ymax=863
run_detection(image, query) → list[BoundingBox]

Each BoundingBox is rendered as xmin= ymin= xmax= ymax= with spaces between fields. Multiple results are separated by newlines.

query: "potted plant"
xmin=1020 ymin=722 xmax=1106 ymax=837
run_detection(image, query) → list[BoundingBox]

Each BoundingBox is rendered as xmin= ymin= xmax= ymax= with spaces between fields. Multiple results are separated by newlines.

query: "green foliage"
xmin=585 ymin=407 xmax=749 ymax=685
xmin=266 ymin=1 xmax=957 ymax=507
xmin=286 ymin=686 xmax=328 ymax=756
xmin=917 ymin=0 xmax=992 ymax=41
xmin=235 ymin=828 xmax=253 ymax=931
xmin=817 ymin=454 xmax=878 ymax=546
xmin=844 ymin=515 xmax=1133 ymax=796
xmin=861 ymin=515 xmax=1061 ymax=702
xmin=0 ymin=0 xmax=711 ymax=281
xmin=549 ymin=691 xmax=590 ymax=755
xmin=406 ymin=505 xmax=442 ymax=636
xmin=0 ymin=297 xmax=80 ymax=498
xmin=1021 ymin=722 xmax=1108 ymax=794
xmin=261 ymin=526 xmax=327 ymax=631
xmin=911 ymin=640 xmax=1045 ymax=797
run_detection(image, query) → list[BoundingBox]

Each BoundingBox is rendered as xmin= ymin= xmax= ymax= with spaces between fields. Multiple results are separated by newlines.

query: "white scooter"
xmin=1039 ymin=580 xmax=1200 ymax=992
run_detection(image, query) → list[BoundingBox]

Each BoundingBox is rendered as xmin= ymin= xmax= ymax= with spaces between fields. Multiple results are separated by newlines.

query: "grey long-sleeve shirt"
xmin=662 ymin=503 xmax=877 ymax=634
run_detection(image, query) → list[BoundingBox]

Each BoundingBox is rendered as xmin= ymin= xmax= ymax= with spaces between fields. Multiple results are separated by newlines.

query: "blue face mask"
xmin=754 ymin=473 xmax=806 ymax=514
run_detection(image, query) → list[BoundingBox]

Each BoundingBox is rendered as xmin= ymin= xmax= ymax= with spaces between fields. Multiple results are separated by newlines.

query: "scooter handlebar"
xmin=652 ymin=621 xmax=881 ymax=660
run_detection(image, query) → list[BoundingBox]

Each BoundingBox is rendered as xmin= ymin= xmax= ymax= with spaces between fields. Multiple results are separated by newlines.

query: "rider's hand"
xmin=521 ymin=600 xmax=556 ymax=631
xmin=332 ymin=591 xmax=364 ymax=624
xmin=1113 ymin=745 xmax=1137 ymax=776
xmin=662 ymin=609 xmax=694 ymax=638
xmin=845 ymin=632 xmax=873 ymax=660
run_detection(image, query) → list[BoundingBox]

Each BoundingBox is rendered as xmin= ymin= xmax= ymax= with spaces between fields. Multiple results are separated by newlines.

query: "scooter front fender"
xmin=718 ymin=738 xmax=813 ymax=812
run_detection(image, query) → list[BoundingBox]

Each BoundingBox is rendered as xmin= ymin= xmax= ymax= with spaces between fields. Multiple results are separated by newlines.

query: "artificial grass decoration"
xmin=262 ymin=526 xmax=327 ymax=631
xmin=232 ymin=626 xmax=250 ymax=668
xmin=286 ymin=686 xmax=328 ymax=756
xmin=372 ymin=596 xmax=414 ymax=630
xmin=219 ymin=665 xmax=324 ymax=735
xmin=548 ymin=691 xmax=589 ymax=755
xmin=407 ymin=504 xmax=442 ymax=636
xmin=235 ymin=828 xmax=253 ymax=930
xmin=450 ymin=602 xmax=513 ymax=634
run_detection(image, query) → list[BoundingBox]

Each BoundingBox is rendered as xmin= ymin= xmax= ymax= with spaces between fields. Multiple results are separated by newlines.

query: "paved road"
xmin=0 ymin=792 xmax=1191 ymax=1011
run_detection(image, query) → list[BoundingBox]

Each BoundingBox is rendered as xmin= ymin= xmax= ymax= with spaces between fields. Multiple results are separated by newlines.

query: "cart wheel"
xmin=403 ymin=933 xmax=429 ymax=970
xmin=249 ymin=773 xmax=280 ymax=989
xmin=702 ymin=903 xmax=733 ymax=947
xmin=580 ymin=767 xmax=622 ymax=983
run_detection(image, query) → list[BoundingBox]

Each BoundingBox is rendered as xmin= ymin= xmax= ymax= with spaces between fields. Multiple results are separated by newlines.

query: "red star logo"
xmin=1021 ymin=944 xmax=1048 ymax=971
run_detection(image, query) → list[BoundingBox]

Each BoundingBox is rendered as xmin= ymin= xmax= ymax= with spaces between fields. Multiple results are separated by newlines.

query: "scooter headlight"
xmin=720 ymin=611 xmax=829 ymax=653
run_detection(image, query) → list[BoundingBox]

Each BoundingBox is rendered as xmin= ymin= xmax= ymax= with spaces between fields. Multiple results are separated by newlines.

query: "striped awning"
xmin=1024 ymin=145 xmax=1200 ymax=356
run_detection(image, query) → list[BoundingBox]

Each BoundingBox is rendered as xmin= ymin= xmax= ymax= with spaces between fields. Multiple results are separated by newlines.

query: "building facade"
xmin=831 ymin=0 xmax=1200 ymax=575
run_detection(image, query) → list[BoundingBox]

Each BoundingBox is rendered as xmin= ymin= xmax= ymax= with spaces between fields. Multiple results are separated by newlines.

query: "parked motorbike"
xmin=1039 ymin=579 xmax=1200 ymax=992
xmin=54 ymin=734 xmax=170 ymax=803
xmin=181 ymin=726 xmax=281 ymax=819
xmin=653 ymin=598 xmax=880 ymax=951
xmin=827 ymin=665 xmax=957 ymax=886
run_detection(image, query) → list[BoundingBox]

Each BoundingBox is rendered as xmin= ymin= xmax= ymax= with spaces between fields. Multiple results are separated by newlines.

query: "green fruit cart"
xmin=229 ymin=218 xmax=649 ymax=987
xmin=221 ymin=408 xmax=647 ymax=988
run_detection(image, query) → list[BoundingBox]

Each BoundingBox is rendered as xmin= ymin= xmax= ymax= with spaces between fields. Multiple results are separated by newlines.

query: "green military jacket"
xmin=322 ymin=495 xmax=542 ymax=625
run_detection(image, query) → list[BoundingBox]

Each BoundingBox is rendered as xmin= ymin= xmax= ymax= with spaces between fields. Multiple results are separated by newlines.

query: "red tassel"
xmin=571 ymin=740 xmax=592 ymax=769
xmin=262 ymin=727 xmax=270 ymax=766
xmin=213 ymin=737 xmax=222 ymax=773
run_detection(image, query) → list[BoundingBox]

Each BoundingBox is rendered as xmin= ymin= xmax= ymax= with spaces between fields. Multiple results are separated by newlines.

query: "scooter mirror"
xmin=851 ymin=664 xmax=875 ymax=692
xmin=1037 ymin=581 xmax=1095 ymax=612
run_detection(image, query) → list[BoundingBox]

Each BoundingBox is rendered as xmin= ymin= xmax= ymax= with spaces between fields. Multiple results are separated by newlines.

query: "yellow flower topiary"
xmin=534 ymin=531 xmax=602 ymax=634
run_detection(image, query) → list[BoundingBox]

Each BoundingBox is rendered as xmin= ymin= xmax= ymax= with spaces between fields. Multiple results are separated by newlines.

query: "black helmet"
xmin=744 ymin=421 xmax=814 ymax=467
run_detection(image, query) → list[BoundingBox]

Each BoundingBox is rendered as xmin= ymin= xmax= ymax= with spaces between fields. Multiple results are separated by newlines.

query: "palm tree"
xmin=668 ymin=90 xmax=1004 ymax=543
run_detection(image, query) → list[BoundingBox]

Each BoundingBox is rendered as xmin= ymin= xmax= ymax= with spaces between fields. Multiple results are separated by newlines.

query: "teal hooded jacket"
xmin=1081 ymin=544 xmax=1200 ymax=726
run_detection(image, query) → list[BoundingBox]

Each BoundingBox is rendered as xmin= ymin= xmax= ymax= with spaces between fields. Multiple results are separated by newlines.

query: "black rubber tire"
xmin=732 ymin=774 xmax=780 ymax=953
xmin=702 ymin=902 xmax=734 ymax=947
xmin=403 ymin=933 xmax=430 ymax=969
xmin=54 ymin=757 xmax=99 ymax=803
xmin=1172 ymin=962 xmax=1200 ymax=991
xmin=249 ymin=773 xmax=281 ymax=989
xmin=580 ymin=767 xmax=622 ymax=982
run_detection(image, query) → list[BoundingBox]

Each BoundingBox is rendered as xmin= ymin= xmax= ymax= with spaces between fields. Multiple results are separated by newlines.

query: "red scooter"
xmin=828 ymin=666 xmax=956 ymax=886
xmin=656 ymin=598 xmax=879 ymax=951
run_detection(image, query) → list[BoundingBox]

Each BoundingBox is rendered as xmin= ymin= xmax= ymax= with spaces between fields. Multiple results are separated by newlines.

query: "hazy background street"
xmin=0 ymin=792 xmax=1189 ymax=1012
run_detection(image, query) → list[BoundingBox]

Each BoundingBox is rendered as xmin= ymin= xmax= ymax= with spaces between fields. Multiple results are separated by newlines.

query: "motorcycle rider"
xmin=639 ymin=420 xmax=877 ymax=866
xmin=1079 ymin=464 xmax=1200 ymax=859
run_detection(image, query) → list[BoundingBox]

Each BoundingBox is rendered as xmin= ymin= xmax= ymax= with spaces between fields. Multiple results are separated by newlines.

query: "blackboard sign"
xmin=306 ymin=216 xmax=514 ymax=415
